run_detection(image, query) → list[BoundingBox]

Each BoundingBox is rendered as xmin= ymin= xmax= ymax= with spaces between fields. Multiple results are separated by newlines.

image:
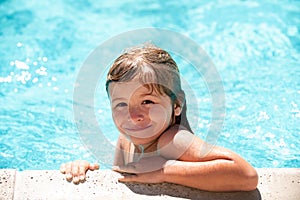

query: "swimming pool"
xmin=0 ymin=0 xmax=299 ymax=170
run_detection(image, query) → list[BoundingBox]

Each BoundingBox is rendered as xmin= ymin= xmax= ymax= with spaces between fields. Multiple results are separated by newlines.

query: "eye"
xmin=115 ymin=102 xmax=127 ymax=108
xmin=142 ymin=100 xmax=154 ymax=105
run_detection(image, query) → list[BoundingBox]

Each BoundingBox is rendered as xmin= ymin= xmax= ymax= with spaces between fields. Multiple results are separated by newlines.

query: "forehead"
xmin=108 ymin=81 xmax=152 ymax=99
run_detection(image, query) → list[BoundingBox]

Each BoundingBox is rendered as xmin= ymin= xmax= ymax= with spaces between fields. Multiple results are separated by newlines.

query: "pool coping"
xmin=0 ymin=168 xmax=299 ymax=200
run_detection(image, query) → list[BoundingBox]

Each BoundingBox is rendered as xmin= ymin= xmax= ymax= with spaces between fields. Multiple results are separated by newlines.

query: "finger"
xmin=71 ymin=161 xmax=79 ymax=177
xmin=61 ymin=162 xmax=72 ymax=174
xmin=78 ymin=162 xmax=89 ymax=182
xmin=79 ymin=175 xmax=86 ymax=182
xmin=65 ymin=163 xmax=73 ymax=181
xmin=60 ymin=164 xmax=66 ymax=174
xmin=77 ymin=165 xmax=86 ymax=182
xmin=112 ymin=165 xmax=136 ymax=174
xmin=73 ymin=176 xmax=80 ymax=184
xmin=66 ymin=172 xmax=73 ymax=182
xmin=118 ymin=174 xmax=137 ymax=182
xmin=89 ymin=163 xmax=99 ymax=170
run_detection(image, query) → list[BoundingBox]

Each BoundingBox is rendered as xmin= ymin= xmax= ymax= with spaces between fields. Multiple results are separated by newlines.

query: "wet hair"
xmin=106 ymin=44 xmax=192 ymax=133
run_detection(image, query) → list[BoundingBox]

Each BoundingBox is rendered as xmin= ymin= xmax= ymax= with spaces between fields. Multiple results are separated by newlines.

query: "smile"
xmin=123 ymin=125 xmax=152 ymax=132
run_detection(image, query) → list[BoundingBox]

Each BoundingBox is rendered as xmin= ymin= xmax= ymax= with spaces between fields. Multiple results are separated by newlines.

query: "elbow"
xmin=241 ymin=168 xmax=259 ymax=191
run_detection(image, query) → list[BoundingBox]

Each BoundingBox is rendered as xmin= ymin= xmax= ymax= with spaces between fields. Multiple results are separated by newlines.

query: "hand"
xmin=112 ymin=156 xmax=168 ymax=183
xmin=60 ymin=160 xmax=99 ymax=184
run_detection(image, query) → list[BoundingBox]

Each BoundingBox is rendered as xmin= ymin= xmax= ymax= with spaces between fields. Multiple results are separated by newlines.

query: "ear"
xmin=174 ymin=92 xmax=185 ymax=116
xmin=174 ymin=104 xmax=182 ymax=116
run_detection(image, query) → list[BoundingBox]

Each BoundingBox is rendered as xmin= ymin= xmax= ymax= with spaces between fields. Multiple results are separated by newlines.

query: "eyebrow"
xmin=111 ymin=97 xmax=126 ymax=103
xmin=142 ymin=93 xmax=160 ymax=98
xmin=111 ymin=92 xmax=160 ymax=103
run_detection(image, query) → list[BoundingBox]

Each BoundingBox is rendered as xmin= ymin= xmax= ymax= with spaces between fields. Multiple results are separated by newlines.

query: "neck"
xmin=134 ymin=139 xmax=158 ymax=154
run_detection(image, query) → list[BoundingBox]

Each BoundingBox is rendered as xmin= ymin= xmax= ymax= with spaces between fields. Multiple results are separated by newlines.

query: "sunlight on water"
xmin=0 ymin=0 xmax=299 ymax=170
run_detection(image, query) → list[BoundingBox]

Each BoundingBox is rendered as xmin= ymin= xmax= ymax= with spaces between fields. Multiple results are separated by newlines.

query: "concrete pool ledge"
xmin=0 ymin=168 xmax=299 ymax=200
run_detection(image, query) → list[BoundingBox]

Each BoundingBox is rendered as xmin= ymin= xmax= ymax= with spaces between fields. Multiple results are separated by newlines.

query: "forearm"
xmin=162 ymin=159 xmax=258 ymax=192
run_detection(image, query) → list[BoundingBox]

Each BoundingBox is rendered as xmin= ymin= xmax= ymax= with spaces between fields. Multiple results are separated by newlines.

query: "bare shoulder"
xmin=114 ymin=134 xmax=131 ymax=166
xmin=157 ymin=125 xmax=201 ymax=160
xmin=116 ymin=134 xmax=131 ymax=151
xmin=158 ymin=125 xmax=195 ymax=146
xmin=158 ymin=125 xmax=237 ymax=162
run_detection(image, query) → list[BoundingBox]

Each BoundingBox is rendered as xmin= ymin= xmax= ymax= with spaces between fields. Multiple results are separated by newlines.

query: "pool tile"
xmin=0 ymin=169 xmax=16 ymax=200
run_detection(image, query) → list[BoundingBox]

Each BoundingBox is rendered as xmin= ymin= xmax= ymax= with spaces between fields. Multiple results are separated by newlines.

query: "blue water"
xmin=0 ymin=0 xmax=299 ymax=170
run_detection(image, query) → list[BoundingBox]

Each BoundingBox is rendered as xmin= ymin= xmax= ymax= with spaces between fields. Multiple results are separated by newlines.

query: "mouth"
xmin=123 ymin=125 xmax=152 ymax=132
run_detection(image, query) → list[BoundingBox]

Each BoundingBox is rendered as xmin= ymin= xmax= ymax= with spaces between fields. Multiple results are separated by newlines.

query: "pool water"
xmin=0 ymin=0 xmax=299 ymax=170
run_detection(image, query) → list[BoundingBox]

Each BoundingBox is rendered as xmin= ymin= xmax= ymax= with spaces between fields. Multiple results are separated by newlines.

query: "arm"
xmin=157 ymin=126 xmax=258 ymax=191
xmin=161 ymin=151 xmax=258 ymax=191
xmin=114 ymin=125 xmax=258 ymax=191
xmin=113 ymin=135 xmax=125 ymax=166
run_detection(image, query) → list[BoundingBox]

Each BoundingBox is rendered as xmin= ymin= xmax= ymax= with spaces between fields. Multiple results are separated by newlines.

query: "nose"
xmin=128 ymin=106 xmax=145 ymax=122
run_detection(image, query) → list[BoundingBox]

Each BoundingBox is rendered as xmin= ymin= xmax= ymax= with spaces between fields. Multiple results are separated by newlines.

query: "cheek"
xmin=149 ymin=104 xmax=172 ymax=126
xmin=112 ymin=109 xmax=126 ymax=127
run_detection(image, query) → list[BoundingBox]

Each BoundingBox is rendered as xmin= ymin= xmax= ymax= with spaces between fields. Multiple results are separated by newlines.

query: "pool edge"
xmin=0 ymin=168 xmax=299 ymax=199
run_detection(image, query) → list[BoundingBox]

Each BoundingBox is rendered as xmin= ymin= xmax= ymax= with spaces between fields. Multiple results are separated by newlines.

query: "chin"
xmin=129 ymin=136 xmax=154 ymax=145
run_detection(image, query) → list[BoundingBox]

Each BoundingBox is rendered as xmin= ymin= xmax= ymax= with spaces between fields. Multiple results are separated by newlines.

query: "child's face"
xmin=108 ymin=81 xmax=175 ymax=145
